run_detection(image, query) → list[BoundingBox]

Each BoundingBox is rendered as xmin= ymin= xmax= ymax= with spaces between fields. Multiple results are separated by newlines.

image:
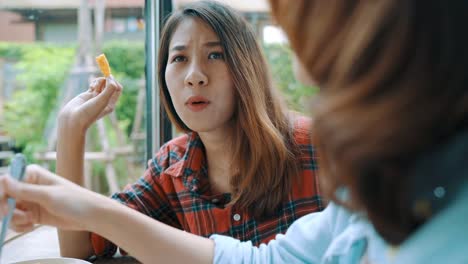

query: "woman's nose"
xmin=184 ymin=63 xmax=208 ymax=87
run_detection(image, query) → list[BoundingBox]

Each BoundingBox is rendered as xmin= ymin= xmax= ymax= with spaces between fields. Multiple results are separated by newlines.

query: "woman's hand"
xmin=0 ymin=165 xmax=105 ymax=232
xmin=1 ymin=165 xmax=216 ymax=264
xmin=58 ymin=76 xmax=123 ymax=132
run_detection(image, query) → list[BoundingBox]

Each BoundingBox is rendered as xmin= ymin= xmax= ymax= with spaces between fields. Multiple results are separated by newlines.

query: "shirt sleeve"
xmin=91 ymin=145 xmax=181 ymax=257
xmin=210 ymin=203 xmax=351 ymax=264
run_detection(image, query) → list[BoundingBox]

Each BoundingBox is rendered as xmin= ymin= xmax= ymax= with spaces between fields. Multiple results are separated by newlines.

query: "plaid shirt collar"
xmin=164 ymin=132 xmax=210 ymax=193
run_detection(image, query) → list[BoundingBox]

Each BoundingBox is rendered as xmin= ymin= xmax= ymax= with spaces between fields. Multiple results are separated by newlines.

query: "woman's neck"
xmin=198 ymin=126 xmax=234 ymax=194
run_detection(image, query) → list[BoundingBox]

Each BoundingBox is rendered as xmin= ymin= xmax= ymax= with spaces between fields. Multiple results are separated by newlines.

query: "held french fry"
xmin=96 ymin=53 xmax=111 ymax=77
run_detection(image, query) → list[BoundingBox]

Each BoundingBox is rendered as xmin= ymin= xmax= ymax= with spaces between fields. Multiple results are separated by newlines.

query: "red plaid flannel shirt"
xmin=91 ymin=116 xmax=323 ymax=257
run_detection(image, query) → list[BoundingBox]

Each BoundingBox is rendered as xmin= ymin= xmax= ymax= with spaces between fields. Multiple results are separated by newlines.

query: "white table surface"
xmin=2 ymin=226 xmax=60 ymax=263
xmin=1 ymin=226 xmax=139 ymax=264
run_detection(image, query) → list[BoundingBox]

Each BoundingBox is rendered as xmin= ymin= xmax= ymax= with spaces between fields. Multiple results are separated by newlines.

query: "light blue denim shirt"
xmin=211 ymin=183 xmax=468 ymax=264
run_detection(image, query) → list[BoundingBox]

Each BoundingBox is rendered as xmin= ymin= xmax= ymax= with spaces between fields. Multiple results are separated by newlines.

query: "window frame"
xmin=144 ymin=0 xmax=173 ymax=162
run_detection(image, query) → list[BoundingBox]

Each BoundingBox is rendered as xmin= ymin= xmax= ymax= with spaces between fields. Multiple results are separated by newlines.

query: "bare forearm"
xmin=56 ymin=116 xmax=86 ymax=184
xmin=88 ymin=196 xmax=214 ymax=264
xmin=56 ymin=116 xmax=93 ymax=258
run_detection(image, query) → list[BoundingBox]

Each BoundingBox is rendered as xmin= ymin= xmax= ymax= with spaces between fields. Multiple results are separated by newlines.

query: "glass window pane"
xmin=0 ymin=0 xmax=147 ymax=192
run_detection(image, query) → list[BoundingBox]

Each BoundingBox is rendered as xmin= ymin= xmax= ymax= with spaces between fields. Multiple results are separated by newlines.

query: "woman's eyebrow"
xmin=204 ymin=41 xmax=222 ymax=47
xmin=170 ymin=44 xmax=186 ymax=52
xmin=169 ymin=41 xmax=221 ymax=52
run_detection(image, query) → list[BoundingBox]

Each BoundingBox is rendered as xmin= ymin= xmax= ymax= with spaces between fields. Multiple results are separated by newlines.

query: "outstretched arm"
xmin=0 ymin=166 xmax=214 ymax=264
xmin=1 ymin=166 xmax=343 ymax=264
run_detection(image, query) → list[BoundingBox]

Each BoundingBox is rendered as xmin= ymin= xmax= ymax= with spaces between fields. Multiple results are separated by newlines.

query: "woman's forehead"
xmin=169 ymin=17 xmax=220 ymax=47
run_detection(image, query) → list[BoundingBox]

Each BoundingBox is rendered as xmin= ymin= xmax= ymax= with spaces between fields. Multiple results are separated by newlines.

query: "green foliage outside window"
xmin=263 ymin=43 xmax=319 ymax=112
xmin=0 ymin=41 xmax=144 ymax=162
xmin=0 ymin=43 xmax=75 ymax=160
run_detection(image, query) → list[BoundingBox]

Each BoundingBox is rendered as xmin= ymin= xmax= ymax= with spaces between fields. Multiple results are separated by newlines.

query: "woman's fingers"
xmin=11 ymin=221 xmax=35 ymax=233
xmin=0 ymin=199 xmax=8 ymax=217
xmin=0 ymin=175 xmax=12 ymax=218
xmin=1 ymin=167 xmax=86 ymax=231
xmin=64 ymin=91 xmax=95 ymax=111
xmin=96 ymin=83 xmax=123 ymax=119
xmin=89 ymin=77 xmax=106 ymax=93
xmin=80 ymin=76 xmax=123 ymax=120
xmin=11 ymin=208 xmax=32 ymax=226
xmin=59 ymin=76 xmax=123 ymax=131
xmin=108 ymin=80 xmax=123 ymax=107
xmin=63 ymin=77 xmax=113 ymax=115
xmin=93 ymin=76 xmax=122 ymax=108
xmin=23 ymin=164 xmax=61 ymax=186
xmin=3 ymin=176 xmax=53 ymax=206
xmin=96 ymin=78 xmax=106 ymax=93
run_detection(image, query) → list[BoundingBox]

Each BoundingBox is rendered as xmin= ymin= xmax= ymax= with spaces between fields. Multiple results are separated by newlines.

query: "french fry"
xmin=96 ymin=53 xmax=111 ymax=77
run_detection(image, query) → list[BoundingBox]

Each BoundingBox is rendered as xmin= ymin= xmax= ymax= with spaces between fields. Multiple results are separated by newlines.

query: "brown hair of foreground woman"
xmin=269 ymin=0 xmax=468 ymax=244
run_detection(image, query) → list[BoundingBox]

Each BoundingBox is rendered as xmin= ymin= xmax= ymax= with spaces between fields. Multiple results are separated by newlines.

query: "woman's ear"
xmin=292 ymin=53 xmax=315 ymax=86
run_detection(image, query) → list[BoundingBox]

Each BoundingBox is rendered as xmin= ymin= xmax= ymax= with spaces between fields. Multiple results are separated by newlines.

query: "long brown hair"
xmin=270 ymin=0 xmax=468 ymax=243
xmin=158 ymin=1 xmax=301 ymax=218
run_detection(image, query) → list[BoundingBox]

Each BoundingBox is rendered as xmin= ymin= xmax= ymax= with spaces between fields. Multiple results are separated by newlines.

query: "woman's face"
xmin=165 ymin=17 xmax=236 ymax=133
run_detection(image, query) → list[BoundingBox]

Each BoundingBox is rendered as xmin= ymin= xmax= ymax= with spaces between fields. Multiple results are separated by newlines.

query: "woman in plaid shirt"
xmin=5 ymin=1 xmax=323 ymax=260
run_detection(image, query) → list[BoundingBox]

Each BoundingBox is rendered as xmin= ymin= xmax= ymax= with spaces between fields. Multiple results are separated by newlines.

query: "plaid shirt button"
xmin=212 ymin=198 xmax=219 ymax=203
xmin=233 ymin=213 xmax=241 ymax=221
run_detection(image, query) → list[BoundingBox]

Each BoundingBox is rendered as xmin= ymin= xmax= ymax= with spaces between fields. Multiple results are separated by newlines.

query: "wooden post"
xmin=78 ymin=0 xmax=93 ymax=67
xmin=131 ymin=80 xmax=146 ymax=141
xmin=94 ymin=0 xmax=106 ymax=54
xmin=97 ymin=119 xmax=119 ymax=193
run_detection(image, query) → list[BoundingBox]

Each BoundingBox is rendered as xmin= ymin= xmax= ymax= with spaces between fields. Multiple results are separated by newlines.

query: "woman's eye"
xmin=208 ymin=52 xmax=224 ymax=60
xmin=172 ymin=56 xmax=186 ymax=63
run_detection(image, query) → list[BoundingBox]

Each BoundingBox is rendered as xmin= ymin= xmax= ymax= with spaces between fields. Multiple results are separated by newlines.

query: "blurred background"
xmin=0 ymin=0 xmax=317 ymax=194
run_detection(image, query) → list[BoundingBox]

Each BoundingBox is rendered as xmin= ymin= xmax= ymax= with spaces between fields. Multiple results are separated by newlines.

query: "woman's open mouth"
xmin=185 ymin=96 xmax=210 ymax=112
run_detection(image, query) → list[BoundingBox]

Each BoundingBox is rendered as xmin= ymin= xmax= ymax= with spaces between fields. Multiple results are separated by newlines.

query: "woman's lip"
xmin=185 ymin=96 xmax=210 ymax=112
xmin=186 ymin=101 xmax=210 ymax=112
xmin=185 ymin=95 xmax=210 ymax=105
